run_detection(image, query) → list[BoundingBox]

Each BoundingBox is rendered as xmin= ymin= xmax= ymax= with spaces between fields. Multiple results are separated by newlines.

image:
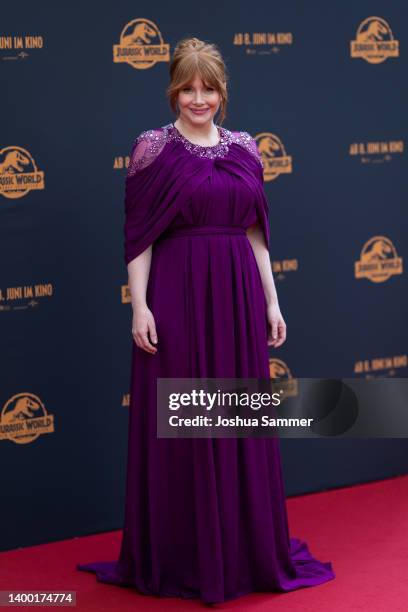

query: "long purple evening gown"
xmin=77 ymin=122 xmax=335 ymax=604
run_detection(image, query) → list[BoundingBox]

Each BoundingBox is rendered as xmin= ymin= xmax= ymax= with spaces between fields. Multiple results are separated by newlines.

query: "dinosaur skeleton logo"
xmin=113 ymin=18 xmax=170 ymax=69
xmin=355 ymin=236 xmax=403 ymax=283
xmin=350 ymin=17 xmax=399 ymax=64
xmin=0 ymin=393 xmax=54 ymax=444
xmin=255 ymin=133 xmax=292 ymax=182
xmin=121 ymin=284 xmax=131 ymax=304
xmin=0 ymin=146 xmax=45 ymax=199
xmin=269 ymin=358 xmax=298 ymax=397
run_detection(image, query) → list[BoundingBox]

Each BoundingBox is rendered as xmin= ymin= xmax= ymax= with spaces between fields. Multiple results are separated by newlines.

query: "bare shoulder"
xmin=230 ymin=129 xmax=264 ymax=169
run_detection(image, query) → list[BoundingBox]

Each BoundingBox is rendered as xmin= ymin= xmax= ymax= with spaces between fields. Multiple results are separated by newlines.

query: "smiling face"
xmin=176 ymin=74 xmax=222 ymax=127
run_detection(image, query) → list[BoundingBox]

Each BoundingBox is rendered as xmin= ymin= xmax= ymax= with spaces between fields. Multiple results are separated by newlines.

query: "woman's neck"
xmin=173 ymin=117 xmax=220 ymax=146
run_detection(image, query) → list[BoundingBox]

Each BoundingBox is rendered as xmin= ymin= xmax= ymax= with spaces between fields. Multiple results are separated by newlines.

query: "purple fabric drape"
xmin=77 ymin=124 xmax=335 ymax=604
xmin=123 ymin=131 xmax=270 ymax=265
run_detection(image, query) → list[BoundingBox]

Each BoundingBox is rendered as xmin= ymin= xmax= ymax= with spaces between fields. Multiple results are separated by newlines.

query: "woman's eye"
xmin=182 ymin=87 xmax=214 ymax=92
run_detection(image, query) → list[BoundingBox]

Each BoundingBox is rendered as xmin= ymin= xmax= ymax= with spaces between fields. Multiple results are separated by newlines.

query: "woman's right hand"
xmin=132 ymin=304 xmax=158 ymax=354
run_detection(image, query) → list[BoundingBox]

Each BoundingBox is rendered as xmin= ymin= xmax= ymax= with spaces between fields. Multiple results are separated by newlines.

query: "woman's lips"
xmin=190 ymin=108 xmax=209 ymax=115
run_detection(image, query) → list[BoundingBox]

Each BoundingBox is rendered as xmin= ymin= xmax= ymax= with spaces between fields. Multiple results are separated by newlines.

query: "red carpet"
xmin=2 ymin=475 xmax=407 ymax=610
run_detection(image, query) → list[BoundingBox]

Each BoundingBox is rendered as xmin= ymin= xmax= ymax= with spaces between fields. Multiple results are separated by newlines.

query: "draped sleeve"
xmin=123 ymin=126 xmax=271 ymax=266
xmin=123 ymin=127 xmax=211 ymax=266
xmin=243 ymin=132 xmax=270 ymax=250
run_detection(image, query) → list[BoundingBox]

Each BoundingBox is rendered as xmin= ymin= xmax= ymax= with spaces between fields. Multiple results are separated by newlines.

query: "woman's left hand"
xmin=266 ymin=303 xmax=287 ymax=348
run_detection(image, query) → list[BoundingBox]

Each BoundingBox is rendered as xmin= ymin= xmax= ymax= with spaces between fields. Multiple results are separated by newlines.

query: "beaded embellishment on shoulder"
xmin=127 ymin=124 xmax=264 ymax=174
xmin=230 ymin=131 xmax=264 ymax=169
xmin=127 ymin=128 xmax=167 ymax=176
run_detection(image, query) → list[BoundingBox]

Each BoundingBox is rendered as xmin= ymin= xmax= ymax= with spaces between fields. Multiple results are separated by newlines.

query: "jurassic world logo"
xmin=354 ymin=354 xmax=407 ymax=378
xmin=255 ymin=132 xmax=292 ymax=182
xmin=121 ymin=284 xmax=131 ymax=304
xmin=233 ymin=31 xmax=293 ymax=55
xmin=349 ymin=139 xmax=403 ymax=163
xmin=355 ymin=236 xmax=403 ymax=283
xmin=0 ymin=393 xmax=54 ymax=445
xmin=350 ymin=17 xmax=399 ymax=64
xmin=113 ymin=18 xmax=170 ymax=69
xmin=269 ymin=358 xmax=298 ymax=397
xmin=0 ymin=146 xmax=44 ymax=199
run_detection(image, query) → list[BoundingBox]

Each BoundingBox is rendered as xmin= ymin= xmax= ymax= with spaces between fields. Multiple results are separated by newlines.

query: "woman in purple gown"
xmin=77 ymin=37 xmax=335 ymax=604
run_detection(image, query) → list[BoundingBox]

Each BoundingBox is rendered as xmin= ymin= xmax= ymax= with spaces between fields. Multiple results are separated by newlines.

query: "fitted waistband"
xmin=161 ymin=225 xmax=247 ymax=239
